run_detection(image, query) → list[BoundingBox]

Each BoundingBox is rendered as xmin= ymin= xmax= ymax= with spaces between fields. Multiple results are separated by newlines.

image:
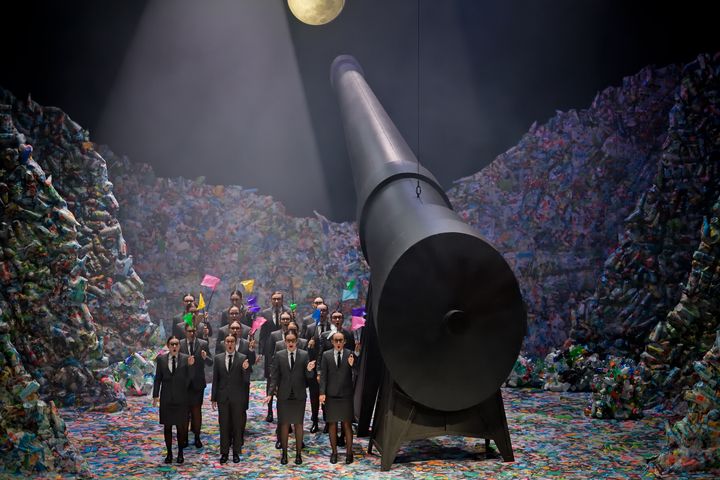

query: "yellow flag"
xmin=240 ymin=279 xmax=255 ymax=293
xmin=197 ymin=293 xmax=206 ymax=311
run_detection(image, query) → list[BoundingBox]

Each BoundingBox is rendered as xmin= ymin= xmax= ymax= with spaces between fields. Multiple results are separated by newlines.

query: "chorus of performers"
xmin=153 ymin=289 xmax=363 ymax=465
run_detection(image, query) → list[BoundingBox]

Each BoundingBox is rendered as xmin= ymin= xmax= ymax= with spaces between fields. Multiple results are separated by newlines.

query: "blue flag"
xmin=342 ymin=288 xmax=358 ymax=301
xmin=312 ymin=308 xmax=321 ymax=324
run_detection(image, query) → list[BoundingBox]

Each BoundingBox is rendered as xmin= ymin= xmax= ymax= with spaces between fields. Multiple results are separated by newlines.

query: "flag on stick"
xmin=200 ymin=274 xmax=221 ymax=290
xmin=240 ymin=279 xmax=255 ymax=293
xmin=250 ymin=316 xmax=267 ymax=335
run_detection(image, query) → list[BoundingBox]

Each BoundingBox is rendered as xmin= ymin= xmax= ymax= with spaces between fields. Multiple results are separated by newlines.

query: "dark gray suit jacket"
xmin=211 ymin=352 xmax=251 ymax=409
xmin=269 ymin=349 xmax=313 ymax=401
xmin=319 ymin=348 xmax=356 ymax=398
xmin=153 ymin=353 xmax=193 ymax=405
xmin=215 ymin=323 xmax=250 ymax=353
xmin=179 ymin=338 xmax=212 ymax=390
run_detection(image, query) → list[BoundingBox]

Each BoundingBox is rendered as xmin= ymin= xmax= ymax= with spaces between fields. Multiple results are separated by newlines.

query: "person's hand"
xmin=212 ymin=401 xmax=217 ymax=411
xmin=188 ymin=355 xmax=195 ymax=366
xmin=255 ymin=354 xmax=263 ymax=364
xmin=203 ymin=325 xmax=209 ymax=337
xmin=348 ymin=353 xmax=355 ymax=367
xmin=249 ymin=339 xmax=256 ymax=351
xmin=200 ymin=350 xmax=207 ymax=360
xmin=242 ymin=359 xmax=250 ymax=370
xmin=308 ymin=338 xmax=315 ymax=349
xmin=262 ymin=396 xmax=272 ymax=404
xmin=319 ymin=394 xmax=326 ymax=405
xmin=307 ymin=360 xmax=316 ymax=371
xmin=152 ymin=397 xmax=159 ymax=407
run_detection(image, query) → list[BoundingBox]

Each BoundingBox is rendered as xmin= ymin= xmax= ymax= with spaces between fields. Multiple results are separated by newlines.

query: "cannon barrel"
xmin=331 ymin=55 xmax=526 ymax=412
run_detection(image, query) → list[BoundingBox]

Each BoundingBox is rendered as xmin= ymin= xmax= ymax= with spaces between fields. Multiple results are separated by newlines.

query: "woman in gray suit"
xmin=265 ymin=331 xmax=316 ymax=465
xmin=153 ymin=336 xmax=195 ymax=464
xmin=319 ymin=331 xmax=357 ymax=464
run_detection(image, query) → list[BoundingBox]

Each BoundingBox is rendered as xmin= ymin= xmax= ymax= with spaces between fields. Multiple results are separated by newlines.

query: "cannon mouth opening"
xmin=443 ymin=309 xmax=469 ymax=335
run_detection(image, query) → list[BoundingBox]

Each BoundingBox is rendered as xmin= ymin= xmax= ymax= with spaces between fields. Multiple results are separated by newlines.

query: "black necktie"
xmin=189 ymin=342 xmax=194 ymax=356
xmin=171 ymin=356 xmax=176 ymax=374
xmin=228 ymin=354 xmax=233 ymax=371
xmin=290 ymin=352 xmax=295 ymax=370
xmin=337 ymin=351 xmax=341 ymax=367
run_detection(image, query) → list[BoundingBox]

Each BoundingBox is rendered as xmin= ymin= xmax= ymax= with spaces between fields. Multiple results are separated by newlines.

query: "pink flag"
xmin=250 ymin=316 xmax=267 ymax=335
xmin=200 ymin=274 xmax=221 ymax=290
xmin=351 ymin=316 xmax=366 ymax=331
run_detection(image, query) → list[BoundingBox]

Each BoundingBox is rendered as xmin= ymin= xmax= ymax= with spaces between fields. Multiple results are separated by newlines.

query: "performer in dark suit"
xmin=303 ymin=303 xmax=331 ymax=432
xmin=320 ymin=331 xmax=357 ymax=464
xmin=174 ymin=303 xmax=211 ymax=341
xmin=273 ymin=322 xmax=308 ymax=353
xmin=179 ymin=324 xmax=212 ymax=448
xmin=211 ymin=335 xmax=251 ymax=464
xmin=219 ymin=289 xmax=254 ymax=328
xmin=329 ymin=310 xmax=355 ymax=353
xmin=268 ymin=311 xmax=292 ymax=360
xmin=153 ymin=336 xmax=195 ymax=464
xmin=265 ymin=332 xmax=316 ymax=465
xmin=300 ymin=296 xmax=324 ymax=337
xmin=259 ymin=291 xmax=289 ymax=422
xmin=215 ymin=306 xmax=251 ymax=353
xmin=270 ymin=322 xmax=308 ymax=449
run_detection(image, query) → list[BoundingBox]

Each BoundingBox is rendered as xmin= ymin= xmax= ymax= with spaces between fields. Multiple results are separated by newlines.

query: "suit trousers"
xmin=218 ymin=401 xmax=247 ymax=455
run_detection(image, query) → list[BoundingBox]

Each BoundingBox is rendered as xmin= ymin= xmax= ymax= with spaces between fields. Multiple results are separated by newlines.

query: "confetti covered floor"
xmin=19 ymin=383 xmax=719 ymax=479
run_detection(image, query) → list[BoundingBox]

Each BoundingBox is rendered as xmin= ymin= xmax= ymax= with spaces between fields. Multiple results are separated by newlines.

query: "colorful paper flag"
xmin=342 ymin=288 xmax=358 ymax=301
xmin=183 ymin=312 xmax=193 ymax=327
xmin=197 ymin=293 xmax=206 ymax=311
xmin=250 ymin=316 xmax=267 ymax=335
xmin=351 ymin=306 xmax=366 ymax=317
xmin=240 ymin=279 xmax=255 ymax=293
xmin=346 ymin=280 xmax=356 ymax=290
xmin=289 ymin=303 xmax=297 ymax=312
xmin=312 ymin=308 xmax=321 ymax=323
xmin=248 ymin=305 xmax=261 ymax=313
xmin=200 ymin=274 xmax=221 ymax=290
xmin=247 ymin=296 xmax=258 ymax=306
xmin=351 ymin=316 xmax=366 ymax=331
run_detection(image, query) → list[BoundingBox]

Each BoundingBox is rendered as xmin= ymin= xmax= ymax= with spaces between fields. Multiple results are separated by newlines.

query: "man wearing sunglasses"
xmin=212 ymin=335 xmax=251 ymax=464
xmin=180 ymin=324 xmax=213 ymax=449
xmin=215 ymin=306 xmax=251 ymax=354
xmin=301 ymin=296 xmax=324 ymax=337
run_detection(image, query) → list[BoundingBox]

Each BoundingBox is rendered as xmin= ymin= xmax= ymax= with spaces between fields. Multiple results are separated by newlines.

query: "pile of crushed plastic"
xmin=101 ymin=146 xmax=370 ymax=335
xmin=448 ymin=62 xmax=680 ymax=356
xmin=654 ymin=331 xmax=720 ymax=472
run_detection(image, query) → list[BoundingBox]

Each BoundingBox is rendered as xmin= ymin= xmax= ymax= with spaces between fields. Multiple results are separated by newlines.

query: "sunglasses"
xmin=333 ymin=338 xmax=344 ymax=343
xmin=230 ymin=326 xmax=241 ymax=330
xmin=169 ymin=342 xmax=180 ymax=346
xmin=332 ymin=316 xmax=343 ymax=320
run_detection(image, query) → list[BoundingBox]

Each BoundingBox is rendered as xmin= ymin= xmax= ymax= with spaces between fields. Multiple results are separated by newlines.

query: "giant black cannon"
xmin=330 ymin=55 xmax=527 ymax=470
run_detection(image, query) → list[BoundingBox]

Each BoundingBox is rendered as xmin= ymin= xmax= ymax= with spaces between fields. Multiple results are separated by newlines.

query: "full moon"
xmin=287 ymin=0 xmax=345 ymax=26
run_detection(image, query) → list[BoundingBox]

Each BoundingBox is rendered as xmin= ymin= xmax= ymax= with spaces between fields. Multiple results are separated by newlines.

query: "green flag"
xmin=183 ymin=312 xmax=193 ymax=327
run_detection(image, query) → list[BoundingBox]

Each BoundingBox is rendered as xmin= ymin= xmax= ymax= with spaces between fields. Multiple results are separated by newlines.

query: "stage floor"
xmin=21 ymin=383 xmax=716 ymax=479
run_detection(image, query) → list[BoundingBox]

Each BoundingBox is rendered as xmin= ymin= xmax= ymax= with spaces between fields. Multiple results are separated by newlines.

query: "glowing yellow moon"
xmin=287 ymin=0 xmax=345 ymax=26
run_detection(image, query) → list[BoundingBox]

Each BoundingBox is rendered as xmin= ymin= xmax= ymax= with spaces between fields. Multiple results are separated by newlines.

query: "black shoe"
xmin=309 ymin=421 xmax=319 ymax=433
xmin=323 ymin=423 xmax=329 ymax=434
xmin=295 ymin=453 xmax=303 ymax=465
xmin=176 ymin=452 xmax=184 ymax=464
xmin=280 ymin=451 xmax=288 ymax=465
xmin=164 ymin=454 xmax=173 ymax=464
xmin=337 ymin=435 xmax=346 ymax=447
xmin=265 ymin=412 xmax=274 ymax=423
xmin=220 ymin=454 xmax=228 ymax=464
xmin=275 ymin=440 xmax=282 ymax=449
xmin=233 ymin=453 xmax=240 ymax=463
xmin=345 ymin=453 xmax=353 ymax=464
xmin=330 ymin=453 xmax=338 ymax=464
xmin=194 ymin=437 xmax=203 ymax=448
